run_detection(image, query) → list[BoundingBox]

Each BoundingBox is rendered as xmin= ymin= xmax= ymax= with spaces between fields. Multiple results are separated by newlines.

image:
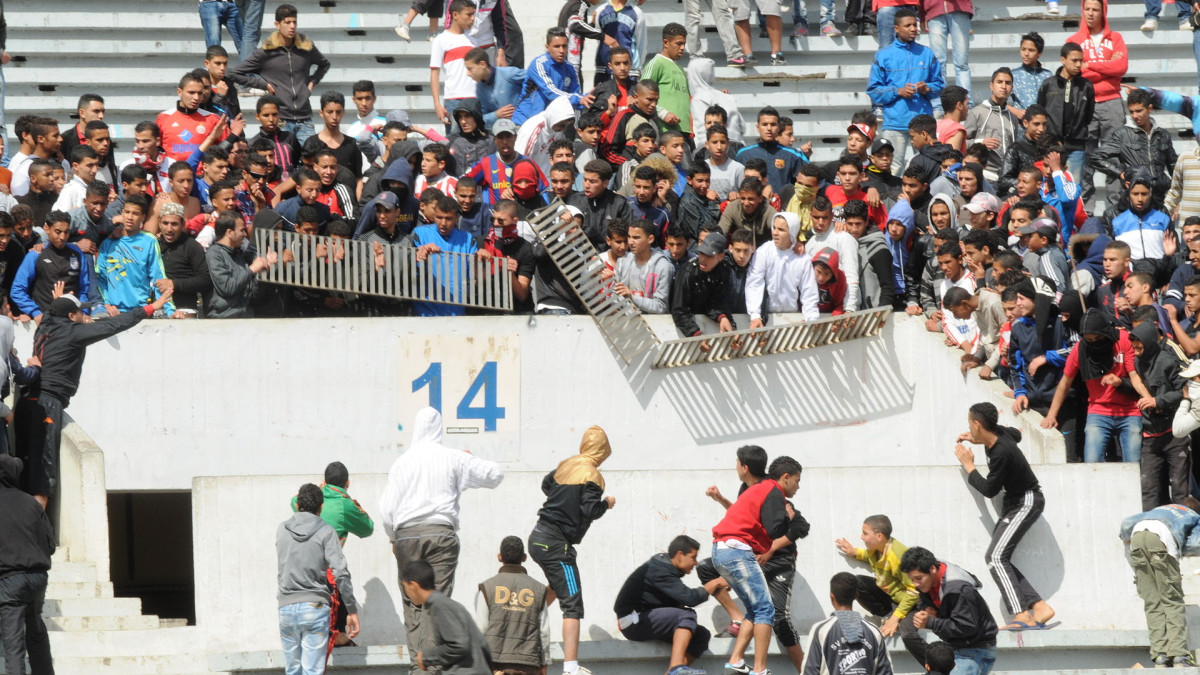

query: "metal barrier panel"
xmin=253 ymin=229 xmax=514 ymax=312
xmin=527 ymin=203 xmax=661 ymax=363
xmin=651 ymin=307 xmax=892 ymax=369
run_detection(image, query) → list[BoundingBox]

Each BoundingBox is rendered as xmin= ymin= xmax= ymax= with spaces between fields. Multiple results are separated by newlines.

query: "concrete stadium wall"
xmin=6 ymin=314 xmax=1063 ymax=493
xmin=192 ymin=463 xmax=1143 ymax=657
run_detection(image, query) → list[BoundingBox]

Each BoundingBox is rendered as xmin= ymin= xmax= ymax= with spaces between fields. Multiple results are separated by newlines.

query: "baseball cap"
xmin=695 ymin=232 xmax=728 ymax=257
xmin=962 ymin=193 xmax=1001 ymax=214
xmin=1018 ymin=218 xmax=1058 ymax=240
xmin=375 ymin=191 xmax=400 ymax=211
xmin=847 ymin=123 xmax=874 ymax=142
xmin=492 ymin=119 xmax=518 ymax=137
xmin=48 ymin=293 xmax=95 ymax=317
xmin=386 ymin=110 xmax=412 ymax=129
xmin=870 ymin=138 xmax=894 ymax=155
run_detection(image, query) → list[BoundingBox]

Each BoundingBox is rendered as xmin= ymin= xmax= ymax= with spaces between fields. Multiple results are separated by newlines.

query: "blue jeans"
xmin=282 ymin=120 xmax=316 ymax=147
xmin=880 ymin=129 xmax=911 ymax=176
xmin=238 ymin=0 xmax=267 ymax=59
xmin=1083 ymin=413 xmax=1143 ymax=463
xmin=877 ymin=6 xmax=900 ymax=49
xmin=928 ymin=12 xmax=972 ymax=93
xmin=953 ymin=646 xmax=998 ymax=675
xmin=1065 ymin=149 xmax=1086 ymax=184
xmin=198 ymin=0 xmax=244 ymax=50
xmin=1145 ymin=0 xmax=1191 ymax=18
xmin=792 ymin=0 xmax=836 ymax=26
xmin=712 ymin=544 xmax=775 ymax=624
xmin=279 ymin=601 xmax=329 ymax=675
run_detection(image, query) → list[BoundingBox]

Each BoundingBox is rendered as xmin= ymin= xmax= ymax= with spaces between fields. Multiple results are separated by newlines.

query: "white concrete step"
xmin=48 ymin=560 xmax=100 ymax=584
xmin=42 ymin=654 xmax=221 ymax=675
xmin=46 ymin=580 xmax=114 ymax=599
xmin=43 ymin=596 xmax=144 ymax=618
xmin=45 ymin=613 xmax=163 ymax=631
xmin=48 ymin=625 xmax=204 ymax=658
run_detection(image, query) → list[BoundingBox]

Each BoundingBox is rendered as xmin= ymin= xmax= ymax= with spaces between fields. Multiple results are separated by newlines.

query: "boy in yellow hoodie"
xmin=528 ymin=426 xmax=615 ymax=675
xmin=835 ymin=514 xmax=925 ymax=666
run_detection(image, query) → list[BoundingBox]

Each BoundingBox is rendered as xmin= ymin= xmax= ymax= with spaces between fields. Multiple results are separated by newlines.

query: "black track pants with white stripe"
xmin=985 ymin=489 xmax=1045 ymax=615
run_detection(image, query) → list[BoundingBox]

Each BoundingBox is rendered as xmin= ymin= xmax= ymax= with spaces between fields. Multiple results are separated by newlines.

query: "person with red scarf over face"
xmin=510 ymin=159 xmax=549 ymax=218
xmin=483 ymin=199 xmax=536 ymax=312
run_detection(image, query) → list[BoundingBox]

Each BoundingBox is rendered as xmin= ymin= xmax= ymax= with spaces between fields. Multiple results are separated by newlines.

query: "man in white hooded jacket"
xmin=746 ymin=212 xmax=821 ymax=325
xmin=380 ymin=407 xmax=504 ymax=673
xmin=515 ymin=96 xmax=577 ymax=175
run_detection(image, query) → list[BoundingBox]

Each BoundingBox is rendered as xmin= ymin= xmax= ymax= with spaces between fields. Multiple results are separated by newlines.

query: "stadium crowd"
xmin=3 ymin=0 xmax=1200 ymax=673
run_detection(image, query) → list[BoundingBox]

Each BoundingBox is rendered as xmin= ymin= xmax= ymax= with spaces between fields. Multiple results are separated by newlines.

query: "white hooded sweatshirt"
xmin=515 ymin=96 xmax=577 ymax=173
xmin=379 ymin=407 xmax=504 ymax=539
xmin=686 ymin=58 xmax=746 ymax=146
xmin=745 ymin=213 xmax=821 ymax=322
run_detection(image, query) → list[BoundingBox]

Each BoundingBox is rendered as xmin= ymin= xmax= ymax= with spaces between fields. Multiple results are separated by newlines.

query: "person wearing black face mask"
xmin=1130 ymin=322 xmax=1190 ymax=510
xmin=1042 ymin=308 xmax=1153 ymax=464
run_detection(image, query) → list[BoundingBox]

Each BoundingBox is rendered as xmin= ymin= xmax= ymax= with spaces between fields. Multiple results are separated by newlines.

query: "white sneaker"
xmin=1182 ymin=17 xmax=1193 ymax=30
xmin=1141 ymin=18 xmax=1158 ymax=31
xmin=394 ymin=24 xmax=411 ymax=41
xmin=1045 ymin=1 xmax=1060 ymax=14
xmin=567 ymin=668 xmax=593 ymax=675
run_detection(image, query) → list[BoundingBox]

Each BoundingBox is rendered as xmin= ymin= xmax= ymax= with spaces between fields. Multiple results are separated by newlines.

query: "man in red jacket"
xmin=1069 ymin=0 xmax=1128 ymax=204
xmin=711 ymin=453 xmax=802 ymax=675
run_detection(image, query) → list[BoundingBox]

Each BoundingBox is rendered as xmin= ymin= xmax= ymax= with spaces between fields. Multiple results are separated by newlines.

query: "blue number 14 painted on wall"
xmin=412 ymin=361 xmax=506 ymax=432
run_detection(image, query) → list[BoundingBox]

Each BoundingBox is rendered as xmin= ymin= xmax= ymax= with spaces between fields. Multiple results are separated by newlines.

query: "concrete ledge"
xmin=58 ymin=420 xmax=112 ymax=581
xmin=214 ymin=632 xmax=1157 ymax=674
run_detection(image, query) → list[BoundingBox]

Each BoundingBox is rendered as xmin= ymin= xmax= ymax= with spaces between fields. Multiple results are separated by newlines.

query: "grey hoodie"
xmin=614 ymin=248 xmax=675 ymax=314
xmin=276 ymin=511 xmax=357 ymax=612
xmin=965 ymin=99 xmax=1020 ymax=176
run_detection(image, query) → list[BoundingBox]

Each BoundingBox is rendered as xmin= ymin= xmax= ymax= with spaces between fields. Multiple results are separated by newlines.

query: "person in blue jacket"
xmin=10 ymin=212 xmax=98 ymax=320
xmin=95 ymin=194 xmax=176 ymax=317
xmin=513 ymin=27 xmax=595 ymax=126
xmin=1111 ymin=170 xmax=1172 ymax=263
xmin=1141 ymin=86 xmax=1200 ymax=138
xmin=867 ymin=7 xmax=945 ymax=176
xmin=465 ymin=48 xmax=527 ymax=127
xmin=409 ymin=194 xmax=492 ymax=317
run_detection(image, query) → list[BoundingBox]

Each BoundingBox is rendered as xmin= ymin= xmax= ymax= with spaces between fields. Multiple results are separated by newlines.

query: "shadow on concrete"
xmin=619 ymin=321 xmax=915 ymax=444
xmin=361 ymin=576 xmax=404 ymax=646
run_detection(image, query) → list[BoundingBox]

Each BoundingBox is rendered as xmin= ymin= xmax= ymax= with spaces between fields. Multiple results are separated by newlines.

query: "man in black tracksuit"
xmin=953 ymin=401 xmax=1054 ymax=631
xmin=528 ymin=426 xmax=614 ymax=675
xmin=900 ymin=546 xmax=998 ymax=675
xmin=17 ymin=290 xmax=173 ymax=529
xmin=0 ymin=454 xmax=55 ymax=675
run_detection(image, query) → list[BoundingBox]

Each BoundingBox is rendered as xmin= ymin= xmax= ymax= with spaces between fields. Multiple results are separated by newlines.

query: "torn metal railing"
xmin=528 ymin=202 xmax=661 ymax=362
xmin=253 ymin=228 xmax=513 ymax=311
xmin=652 ymin=307 xmax=892 ymax=368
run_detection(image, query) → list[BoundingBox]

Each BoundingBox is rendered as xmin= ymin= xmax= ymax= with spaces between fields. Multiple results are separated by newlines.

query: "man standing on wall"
xmin=380 ymin=407 xmax=503 ymax=673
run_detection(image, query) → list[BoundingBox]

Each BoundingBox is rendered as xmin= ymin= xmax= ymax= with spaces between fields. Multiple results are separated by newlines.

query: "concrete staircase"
xmin=4 ymin=0 xmax=1196 ymax=164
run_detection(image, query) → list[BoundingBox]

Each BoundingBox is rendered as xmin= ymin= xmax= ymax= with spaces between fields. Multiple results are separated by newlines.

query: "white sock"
xmin=563 ymin=660 xmax=579 ymax=674
xmin=728 ymin=659 xmax=746 ymax=667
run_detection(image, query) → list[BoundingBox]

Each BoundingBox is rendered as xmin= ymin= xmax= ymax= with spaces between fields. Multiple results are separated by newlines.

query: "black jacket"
xmin=0 ymin=455 xmax=54 ymax=580
xmin=966 ymin=426 xmax=1041 ymax=514
xmin=32 ymin=307 xmax=148 ymax=407
xmin=566 ymin=189 xmax=633 ymax=251
xmin=676 ymin=185 xmax=719 ymax=241
xmin=159 ymin=233 xmax=212 ymax=312
xmin=996 ymin=135 xmax=1039 ymax=198
xmin=1131 ymin=322 xmax=1186 ymax=436
xmin=1092 ymin=121 xmax=1178 ymax=201
xmin=1037 ymin=68 xmax=1095 ymax=150
xmin=917 ymin=561 xmax=997 ymax=649
xmin=614 ymin=553 xmax=709 ymax=617
xmin=671 ymin=256 xmax=737 ymax=337
xmin=907 ymin=143 xmax=953 ymax=186
xmin=422 ymin=590 xmax=494 ymax=675
xmin=229 ymin=32 xmax=331 ymax=121
xmin=534 ymin=471 xmax=609 ymax=545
